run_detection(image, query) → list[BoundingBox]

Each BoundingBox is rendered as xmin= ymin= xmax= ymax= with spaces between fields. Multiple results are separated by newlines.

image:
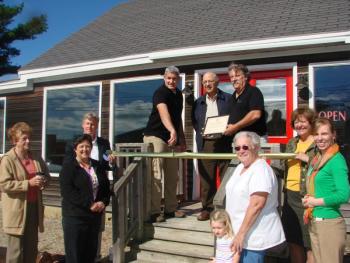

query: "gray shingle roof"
xmin=21 ymin=0 xmax=350 ymax=71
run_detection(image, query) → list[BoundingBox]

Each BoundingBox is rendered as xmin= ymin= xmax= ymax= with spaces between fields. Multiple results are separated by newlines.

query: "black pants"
xmin=198 ymin=139 xmax=231 ymax=211
xmin=62 ymin=215 xmax=101 ymax=263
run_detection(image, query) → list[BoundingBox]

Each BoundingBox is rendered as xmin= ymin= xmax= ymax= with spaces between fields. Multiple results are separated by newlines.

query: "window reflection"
xmin=114 ymin=78 xmax=183 ymax=143
xmin=314 ymin=64 xmax=350 ymax=172
xmin=0 ymin=99 xmax=5 ymax=153
xmin=256 ymin=79 xmax=287 ymax=136
xmin=219 ymin=78 xmax=287 ymax=137
xmin=45 ymin=86 xmax=100 ymax=172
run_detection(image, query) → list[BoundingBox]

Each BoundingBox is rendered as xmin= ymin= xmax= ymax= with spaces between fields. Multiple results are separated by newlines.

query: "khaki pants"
xmin=6 ymin=202 xmax=39 ymax=263
xmin=143 ymin=136 xmax=179 ymax=215
xmin=309 ymin=217 xmax=346 ymax=263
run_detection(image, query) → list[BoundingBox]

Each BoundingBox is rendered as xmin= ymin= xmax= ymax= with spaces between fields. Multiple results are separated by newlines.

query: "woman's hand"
xmin=231 ymin=232 xmax=245 ymax=254
xmin=90 ymin=201 xmax=105 ymax=213
xmin=295 ymin=152 xmax=309 ymax=163
xmin=29 ymin=175 xmax=44 ymax=188
xmin=302 ymin=195 xmax=324 ymax=208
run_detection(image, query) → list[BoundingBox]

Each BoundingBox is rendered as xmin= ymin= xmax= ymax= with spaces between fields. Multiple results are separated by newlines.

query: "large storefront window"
xmin=0 ymin=98 xmax=6 ymax=154
xmin=113 ymin=77 xmax=183 ymax=144
xmin=44 ymin=84 xmax=101 ymax=173
xmin=313 ymin=63 xmax=350 ymax=170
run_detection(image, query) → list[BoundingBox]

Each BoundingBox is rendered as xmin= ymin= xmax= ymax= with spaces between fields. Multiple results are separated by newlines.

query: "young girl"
xmin=210 ymin=209 xmax=240 ymax=263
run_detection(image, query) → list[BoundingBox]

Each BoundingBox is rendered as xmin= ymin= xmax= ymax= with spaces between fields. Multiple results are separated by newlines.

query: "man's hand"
xmin=108 ymin=154 xmax=117 ymax=165
xmin=167 ymin=129 xmax=177 ymax=146
xmin=224 ymin=124 xmax=236 ymax=136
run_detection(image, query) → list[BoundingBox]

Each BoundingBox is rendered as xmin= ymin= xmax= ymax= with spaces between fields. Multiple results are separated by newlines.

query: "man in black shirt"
xmin=224 ymin=63 xmax=267 ymax=138
xmin=143 ymin=66 xmax=186 ymax=222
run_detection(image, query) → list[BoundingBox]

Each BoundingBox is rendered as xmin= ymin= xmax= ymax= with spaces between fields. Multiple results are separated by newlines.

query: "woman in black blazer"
xmin=59 ymin=134 xmax=110 ymax=263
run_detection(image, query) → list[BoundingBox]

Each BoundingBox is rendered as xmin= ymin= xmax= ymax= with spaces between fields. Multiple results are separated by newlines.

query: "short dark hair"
xmin=291 ymin=107 xmax=316 ymax=129
xmin=73 ymin=134 xmax=93 ymax=149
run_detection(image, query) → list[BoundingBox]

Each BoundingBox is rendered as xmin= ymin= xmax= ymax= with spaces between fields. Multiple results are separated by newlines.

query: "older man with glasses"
xmin=192 ymin=72 xmax=233 ymax=221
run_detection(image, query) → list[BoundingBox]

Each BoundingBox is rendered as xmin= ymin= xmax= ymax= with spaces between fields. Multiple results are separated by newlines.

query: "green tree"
xmin=0 ymin=1 xmax=47 ymax=76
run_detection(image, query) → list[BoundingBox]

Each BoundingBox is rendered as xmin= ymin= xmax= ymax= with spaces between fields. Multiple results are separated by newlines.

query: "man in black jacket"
xmin=64 ymin=112 xmax=116 ymax=170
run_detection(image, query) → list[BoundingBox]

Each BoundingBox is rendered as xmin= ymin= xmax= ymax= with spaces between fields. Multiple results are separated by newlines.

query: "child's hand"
xmin=209 ymin=257 xmax=216 ymax=263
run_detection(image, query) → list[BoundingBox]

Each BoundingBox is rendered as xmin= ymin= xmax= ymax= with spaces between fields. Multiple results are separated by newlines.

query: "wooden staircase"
xmin=129 ymin=202 xmax=214 ymax=263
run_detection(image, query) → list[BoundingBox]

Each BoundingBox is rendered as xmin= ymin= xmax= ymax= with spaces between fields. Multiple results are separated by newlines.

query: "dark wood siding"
xmin=5 ymin=88 xmax=44 ymax=154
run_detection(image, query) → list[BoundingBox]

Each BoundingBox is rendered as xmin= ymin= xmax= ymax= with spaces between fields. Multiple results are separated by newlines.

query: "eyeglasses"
xmin=234 ymin=145 xmax=249 ymax=151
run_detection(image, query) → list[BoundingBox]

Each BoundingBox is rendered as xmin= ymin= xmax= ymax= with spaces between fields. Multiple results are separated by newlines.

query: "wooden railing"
xmin=111 ymin=143 xmax=152 ymax=263
xmin=110 ymin=142 xmax=288 ymax=262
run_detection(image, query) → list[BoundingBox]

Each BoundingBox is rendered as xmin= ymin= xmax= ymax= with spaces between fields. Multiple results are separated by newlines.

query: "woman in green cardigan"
xmin=302 ymin=117 xmax=350 ymax=263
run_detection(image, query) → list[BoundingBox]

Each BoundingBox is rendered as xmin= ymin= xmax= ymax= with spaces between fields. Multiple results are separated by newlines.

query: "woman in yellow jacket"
xmin=0 ymin=122 xmax=50 ymax=263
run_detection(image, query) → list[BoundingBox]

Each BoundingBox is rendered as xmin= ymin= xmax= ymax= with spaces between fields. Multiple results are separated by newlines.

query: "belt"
xmin=313 ymin=217 xmax=324 ymax=221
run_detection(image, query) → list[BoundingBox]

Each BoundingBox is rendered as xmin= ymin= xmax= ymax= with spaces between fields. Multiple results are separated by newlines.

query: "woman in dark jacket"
xmin=59 ymin=134 xmax=110 ymax=263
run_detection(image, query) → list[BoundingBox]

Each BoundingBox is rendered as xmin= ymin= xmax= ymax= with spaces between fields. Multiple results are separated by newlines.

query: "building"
xmin=0 ymin=0 xmax=349 ymax=199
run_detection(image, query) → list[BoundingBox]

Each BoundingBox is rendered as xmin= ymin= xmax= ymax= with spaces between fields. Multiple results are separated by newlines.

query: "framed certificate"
xmin=202 ymin=115 xmax=229 ymax=138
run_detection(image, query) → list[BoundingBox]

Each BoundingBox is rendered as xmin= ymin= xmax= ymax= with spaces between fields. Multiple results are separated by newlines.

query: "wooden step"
xmin=144 ymin=225 xmax=214 ymax=246
xmin=152 ymin=215 xmax=211 ymax=233
xmin=137 ymin=239 xmax=213 ymax=262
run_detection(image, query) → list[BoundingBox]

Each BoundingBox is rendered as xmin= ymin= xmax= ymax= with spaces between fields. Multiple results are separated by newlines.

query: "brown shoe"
xmin=165 ymin=210 xmax=186 ymax=218
xmin=197 ymin=210 xmax=210 ymax=221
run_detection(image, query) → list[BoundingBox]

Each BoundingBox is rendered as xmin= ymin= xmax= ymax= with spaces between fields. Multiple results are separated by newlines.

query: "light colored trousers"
xmin=143 ymin=136 xmax=179 ymax=215
xmin=309 ymin=217 xmax=346 ymax=263
xmin=6 ymin=202 xmax=39 ymax=263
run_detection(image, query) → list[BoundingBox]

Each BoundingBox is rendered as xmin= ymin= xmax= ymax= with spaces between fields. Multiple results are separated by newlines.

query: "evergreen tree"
xmin=0 ymin=1 xmax=47 ymax=76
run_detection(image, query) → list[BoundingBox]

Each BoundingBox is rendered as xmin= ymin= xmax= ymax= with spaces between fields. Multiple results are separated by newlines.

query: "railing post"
xmin=137 ymin=159 xmax=144 ymax=240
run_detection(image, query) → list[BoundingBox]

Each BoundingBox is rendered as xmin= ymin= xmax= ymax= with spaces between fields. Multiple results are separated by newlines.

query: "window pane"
xmin=314 ymin=64 xmax=350 ymax=170
xmin=46 ymin=86 xmax=100 ymax=172
xmin=0 ymin=99 xmax=5 ymax=153
xmin=256 ymin=79 xmax=287 ymax=136
xmin=114 ymin=78 xmax=183 ymax=143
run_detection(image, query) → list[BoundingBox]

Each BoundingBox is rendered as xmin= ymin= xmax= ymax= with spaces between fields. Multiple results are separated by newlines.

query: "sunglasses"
xmin=234 ymin=145 xmax=249 ymax=151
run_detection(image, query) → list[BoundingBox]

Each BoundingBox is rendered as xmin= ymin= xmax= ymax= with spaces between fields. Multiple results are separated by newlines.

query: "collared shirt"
xmin=228 ymin=84 xmax=267 ymax=136
xmin=91 ymin=137 xmax=99 ymax=161
xmin=205 ymin=94 xmax=219 ymax=120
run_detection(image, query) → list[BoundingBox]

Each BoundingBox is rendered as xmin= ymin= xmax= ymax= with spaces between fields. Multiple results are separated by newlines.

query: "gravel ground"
xmin=0 ymin=202 xmax=113 ymax=262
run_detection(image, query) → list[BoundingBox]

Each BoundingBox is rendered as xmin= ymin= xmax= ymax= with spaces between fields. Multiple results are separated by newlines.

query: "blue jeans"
xmin=240 ymin=249 xmax=265 ymax=263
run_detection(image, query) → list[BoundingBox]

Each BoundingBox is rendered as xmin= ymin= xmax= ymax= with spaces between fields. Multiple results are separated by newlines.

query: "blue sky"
xmin=4 ymin=0 xmax=127 ymax=78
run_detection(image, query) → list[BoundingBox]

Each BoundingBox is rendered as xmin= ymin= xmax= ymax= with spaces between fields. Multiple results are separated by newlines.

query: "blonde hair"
xmin=210 ymin=209 xmax=234 ymax=238
xmin=8 ymin=122 xmax=32 ymax=145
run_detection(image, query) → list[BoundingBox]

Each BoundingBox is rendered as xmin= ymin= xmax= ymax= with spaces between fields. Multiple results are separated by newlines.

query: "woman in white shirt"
xmin=226 ymin=131 xmax=285 ymax=262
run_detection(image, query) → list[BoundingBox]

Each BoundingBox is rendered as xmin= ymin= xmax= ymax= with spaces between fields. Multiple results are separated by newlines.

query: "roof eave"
xmin=0 ymin=30 xmax=349 ymax=94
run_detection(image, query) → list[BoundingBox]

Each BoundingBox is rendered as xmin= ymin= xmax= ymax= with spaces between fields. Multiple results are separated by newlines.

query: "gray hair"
xmin=227 ymin=62 xmax=250 ymax=81
xmin=164 ymin=66 xmax=180 ymax=76
xmin=82 ymin=112 xmax=99 ymax=124
xmin=234 ymin=131 xmax=261 ymax=151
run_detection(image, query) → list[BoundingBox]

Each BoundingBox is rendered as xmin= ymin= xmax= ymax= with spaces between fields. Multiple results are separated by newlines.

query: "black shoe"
xmin=150 ymin=213 xmax=165 ymax=223
xmin=165 ymin=210 xmax=186 ymax=218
